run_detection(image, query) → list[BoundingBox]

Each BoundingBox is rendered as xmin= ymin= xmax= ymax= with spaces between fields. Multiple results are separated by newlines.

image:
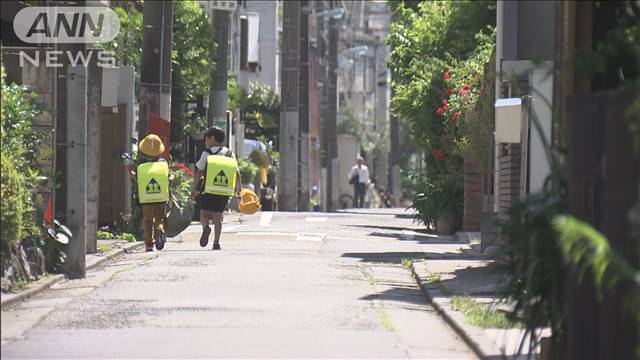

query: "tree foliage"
xmin=171 ymin=0 xmax=217 ymax=154
xmin=172 ymin=0 xmax=217 ymax=101
xmin=387 ymin=0 xmax=495 ymax=227
xmin=229 ymin=81 xmax=281 ymax=143
xmin=0 ymin=65 xmax=42 ymax=247
xmin=101 ymin=6 xmax=143 ymax=67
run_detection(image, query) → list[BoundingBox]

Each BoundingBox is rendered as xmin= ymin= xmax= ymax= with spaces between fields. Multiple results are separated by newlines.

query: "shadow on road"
xmin=360 ymin=287 xmax=429 ymax=306
xmin=365 ymin=232 xmax=459 ymax=244
xmin=343 ymin=224 xmax=431 ymax=233
xmin=436 ymin=264 xmax=504 ymax=296
xmin=341 ymin=251 xmax=426 ymax=264
xmin=342 ymin=251 xmax=477 ymax=264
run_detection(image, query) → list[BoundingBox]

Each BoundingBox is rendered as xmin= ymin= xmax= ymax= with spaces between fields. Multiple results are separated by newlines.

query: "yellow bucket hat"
xmin=139 ymin=134 xmax=165 ymax=158
xmin=239 ymin=189 xmax=261 ymax=215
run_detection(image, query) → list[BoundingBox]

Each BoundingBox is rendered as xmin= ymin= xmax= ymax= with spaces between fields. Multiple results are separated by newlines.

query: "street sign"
xmin=210 ymin=1 xmax=237 ymax=11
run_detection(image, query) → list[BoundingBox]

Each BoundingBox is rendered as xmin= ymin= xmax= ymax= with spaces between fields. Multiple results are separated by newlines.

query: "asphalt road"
xmin=1 ymin=208 xmax=475 ymax=359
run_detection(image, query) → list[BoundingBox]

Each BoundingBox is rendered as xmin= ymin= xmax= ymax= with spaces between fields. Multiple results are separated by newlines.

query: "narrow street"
xmin=1 ymin=209 xmax=474 ymax=359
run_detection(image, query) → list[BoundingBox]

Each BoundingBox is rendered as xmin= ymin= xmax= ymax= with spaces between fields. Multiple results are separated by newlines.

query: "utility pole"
xmin=298 ymin=0 xmax=310 ymax=212
xmin=279 ymin=0 xmax=301 ymax=211
xmin=85 ymin=55 xmax=102 ymax=255
xmin=210 ymin=9 xmax=230 ymax=129
xmin=139 ymin=1 xmax=173 ymax=137
xmin=326 ymin=3 xmax=339 ymax=212
xmin=65 ymin=64 xmax=88 ymax=279
xmin=389 ymin=84 xmax=401 ymax=206
xmin=317 ymin=0 xmax=329 ymax=212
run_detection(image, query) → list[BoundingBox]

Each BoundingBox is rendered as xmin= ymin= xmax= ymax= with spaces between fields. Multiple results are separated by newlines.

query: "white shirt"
xmin=349 ymin=164 xmax=370 ymax=184
xmin=195 ymin=146 xmax=231 ymax=170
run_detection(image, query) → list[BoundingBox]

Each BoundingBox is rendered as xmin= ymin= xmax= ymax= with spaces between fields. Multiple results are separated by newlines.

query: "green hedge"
xmin=1 ymin=151 xmax=36 ymax=247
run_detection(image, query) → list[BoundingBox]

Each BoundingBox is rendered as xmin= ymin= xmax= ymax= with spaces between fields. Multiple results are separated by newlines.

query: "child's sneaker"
xmin=212 ymin=242 xmax=221 ymax=251
xmin=200 ymin=226 xmax=211 ymax=247
xmin=155 ymin=230 xmax=166 ymax=250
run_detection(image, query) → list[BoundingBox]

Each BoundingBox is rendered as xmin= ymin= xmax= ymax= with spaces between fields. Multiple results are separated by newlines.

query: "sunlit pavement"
xmin=1 ymin=209 xmax=474 ymax=359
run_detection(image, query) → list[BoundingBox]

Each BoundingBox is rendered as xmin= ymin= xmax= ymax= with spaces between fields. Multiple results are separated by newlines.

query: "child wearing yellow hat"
xmin=127 ymin=134 xmax=171 ymax=252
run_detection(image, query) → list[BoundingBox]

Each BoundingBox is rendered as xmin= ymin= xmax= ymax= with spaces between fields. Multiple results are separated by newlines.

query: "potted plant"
xmin=405 ymin=170 xmax=464 ymax=234
xmin=238 ymin=160 xmax=258 ymax=191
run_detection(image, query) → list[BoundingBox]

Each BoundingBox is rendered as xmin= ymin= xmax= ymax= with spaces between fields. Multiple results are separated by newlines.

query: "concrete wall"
xmin=20 ymin=51 xmax=56 ymax=223
xmin=517 ymin=1 xmax=555 ymax=61
xmin=240 ymin=1 xmax=278 ymax=92
xmin=117 ymin=66 xmax=136 ymax=213
xmin=337 ymin=134 xmax=358 ymax=206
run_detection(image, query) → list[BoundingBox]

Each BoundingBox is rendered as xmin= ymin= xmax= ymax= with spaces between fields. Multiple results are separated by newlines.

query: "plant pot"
xmin=436 ymin=210 xmax=456 ymax=234
xmin=539 ymin=336 xmax=551 ymax=360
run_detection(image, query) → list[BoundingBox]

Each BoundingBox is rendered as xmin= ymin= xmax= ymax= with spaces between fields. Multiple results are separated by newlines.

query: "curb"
xmin=409 ymin=262 xmax=501 ymax=360
xmin=1 ymin=241 xmax=144 ymax=308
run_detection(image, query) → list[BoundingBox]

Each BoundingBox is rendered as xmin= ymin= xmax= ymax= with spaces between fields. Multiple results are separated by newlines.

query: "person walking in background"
xmin=348 ymin=156 xmax=370 ymax=208
xmin=126 ymin=134 xmax=170 ymax=252
xmin=191 ymin=127 xmax=242 ymax=250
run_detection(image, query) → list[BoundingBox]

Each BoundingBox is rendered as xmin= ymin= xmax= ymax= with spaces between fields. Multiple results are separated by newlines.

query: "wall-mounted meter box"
xmin=495 ymin=97 xmax=523 ymax=143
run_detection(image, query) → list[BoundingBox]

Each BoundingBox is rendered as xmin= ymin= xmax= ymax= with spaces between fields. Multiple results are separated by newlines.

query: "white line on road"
xmin=325 ymin=235 xmax=382 ymax=242
xmin=259 ymin=212 xmax=274 ymax=227
xmin=222 ymin=224 xmax=247 ymax=232
xmin=232 ymin=231 xmax=326 ymax=242
xmin=400 ymin=230 xmax=416 ymax=240
xmin=295 ymin=233 xmax=326 ymax=242
xmin=235 ymin=232 xmax=295 ymax=237
xmin=305 ymin=216 xmax=328 ymax=222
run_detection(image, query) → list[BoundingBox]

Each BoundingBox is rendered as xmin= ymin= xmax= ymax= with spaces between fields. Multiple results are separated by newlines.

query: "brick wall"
xmin=463 ymin=160 xmax=483 ymax=231
xmin=497 ymin=143 xmax=522 ymax=226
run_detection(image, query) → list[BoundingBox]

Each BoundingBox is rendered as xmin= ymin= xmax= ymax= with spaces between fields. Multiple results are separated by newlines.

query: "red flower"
xmin=442 ymin=99 xmax=448 ymax=105
xmin=445 ymin=88 xmax=453 ymax=95
xmin=452 ymin=111 xmax=461 ymax=124
xmin=463 ymin=84 xmax=470 ymax=90
xmin=432 ymin=148 xmax=446 ymax=161
xmin=187 ymin=170 xmax=193 ymax=177
xmin=458 ymin=85 xmax=470 ymax=96
xmin=443 ymin=67 xmax=451 ymax=80
xmin=436 ymin=107 xmax=444 ymax=114
xmin=442 ymin=104 xmax=448 ymax=111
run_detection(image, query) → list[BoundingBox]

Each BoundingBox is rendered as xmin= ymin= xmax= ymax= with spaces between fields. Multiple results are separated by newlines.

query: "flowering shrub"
xmin=388 ymin=1 xmax=495 ymax=229
xmin=171 ymin=162 xmax=194 ymax=207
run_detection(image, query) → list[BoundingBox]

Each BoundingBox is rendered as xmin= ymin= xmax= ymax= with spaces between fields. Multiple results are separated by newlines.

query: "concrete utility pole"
xmin=279 ymin=0 xmax=301 ymax=211
xmin=210 ymin=9 xmax=230 ymax=129
xmin=85 ymin=58 xmax=102 ymax=255
xmin=326 ymin=5 xmax=339 ymax=212
xmin=298 ymin=0 xmax=310 ymax=212
xmin=139 ymin=1 xmax=173 ymax=136
xmin=64 ymin=65 xmax=88 ymax=279
xmin=389 ymin=83 xmax=401 ymax=205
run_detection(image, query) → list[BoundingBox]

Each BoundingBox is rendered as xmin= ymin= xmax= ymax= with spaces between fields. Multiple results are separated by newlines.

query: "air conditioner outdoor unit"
xmin=494 ymin=97 xmax=523 ymax=143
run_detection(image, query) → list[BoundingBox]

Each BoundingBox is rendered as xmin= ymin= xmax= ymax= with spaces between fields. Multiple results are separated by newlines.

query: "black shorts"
xmin=199 ymin=193 xmax=230 ymax=213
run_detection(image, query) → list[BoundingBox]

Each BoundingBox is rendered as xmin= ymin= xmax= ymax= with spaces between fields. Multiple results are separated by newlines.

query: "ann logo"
xmin=146 ymin=178 xmax=161 ymax=194
xmin=213 ymin=170 xmax=228 ymax=187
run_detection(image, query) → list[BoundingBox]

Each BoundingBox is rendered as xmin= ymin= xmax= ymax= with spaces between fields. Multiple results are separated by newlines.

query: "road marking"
xmin=325 ymin=235 xmax=382 ymax=242
xmin=400 ymin=230 xmax=416 ymax=240
xmin=305 ymin=216 xmax=328 ymax=222
xmin=235 ymin=231 xmax=295 ymax=237
xmin=259 ymin=212 xmax=274 ymax=227
xmin=222 ymin=224 xmax=247 ymax=232
xmin=232 ymin=231 xmax=326 ymax=242
xmin=295 ymin=232 xmax=326 ymax=241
